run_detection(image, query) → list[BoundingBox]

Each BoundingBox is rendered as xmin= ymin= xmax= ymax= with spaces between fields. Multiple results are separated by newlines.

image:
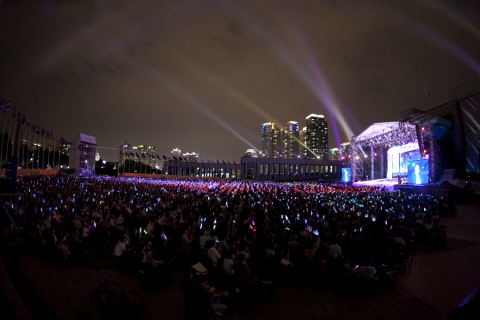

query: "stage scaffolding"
xmin=349 ymin=141 xmax=364 ymax=182
xmin=351 ymin=116 xmax=447 ymax=183
xmin=351 ymin=122 xmax=418 ymax=182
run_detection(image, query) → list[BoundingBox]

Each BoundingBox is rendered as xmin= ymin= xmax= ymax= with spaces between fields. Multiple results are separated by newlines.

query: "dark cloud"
xmin=1 ymin=0 xmax=480 ymax=162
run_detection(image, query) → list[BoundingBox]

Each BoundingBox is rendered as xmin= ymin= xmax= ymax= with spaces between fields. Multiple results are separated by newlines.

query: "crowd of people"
xmin=2 ymin=175 xmax=453 ymax=317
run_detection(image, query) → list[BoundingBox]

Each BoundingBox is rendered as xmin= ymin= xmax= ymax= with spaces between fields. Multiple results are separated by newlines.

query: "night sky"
xmin=1 ymin=0 xmax=480 ymax=163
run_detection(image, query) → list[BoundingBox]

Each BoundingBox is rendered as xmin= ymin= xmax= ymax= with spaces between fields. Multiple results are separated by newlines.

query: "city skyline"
xmin=1 ymin=0 xmax=480 ymax=162
xmin=261 ymin=113 xmax=328 ymax=160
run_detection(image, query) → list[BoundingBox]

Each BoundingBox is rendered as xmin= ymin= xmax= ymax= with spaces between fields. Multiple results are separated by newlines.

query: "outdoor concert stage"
xmin=353 ymin=178 xmax=457 ymax=199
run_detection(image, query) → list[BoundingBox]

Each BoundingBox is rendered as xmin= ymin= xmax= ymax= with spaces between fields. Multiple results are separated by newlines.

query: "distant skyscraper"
xmin=305 ymin=114 xmax=328 ymax=160
xmin=262 ymin=115 xmax=328 ymax=159
xmin=300 ymin=127 xmax=307 ymax=159
xmin=262 ymin=122 xmax=281 ymax=158
xmin=283 ymin=121 xmax=300 ymax=159
xmin=133 ymin=145 xmax=158 ymax=167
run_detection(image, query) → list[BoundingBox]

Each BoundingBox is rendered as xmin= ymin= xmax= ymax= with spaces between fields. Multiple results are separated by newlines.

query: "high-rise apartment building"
xmin=133 ymin=145 xmax=158 ymax=168
xmin=262 ymin=115 xmax=329 ymax=159
xmin=283 ymin=121 xmax=301 ymax=159
xmin=305 ymin=114 xmax=328 ymax=160
xmin=301 ymin=127 xmax=307 ymax=159
xmin=262 ymin=122 xmax=281 ymax=158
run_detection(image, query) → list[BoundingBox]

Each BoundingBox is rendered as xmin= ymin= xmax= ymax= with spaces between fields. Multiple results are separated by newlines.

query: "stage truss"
xmin=350 ymin=121 xmax=426 ymax=182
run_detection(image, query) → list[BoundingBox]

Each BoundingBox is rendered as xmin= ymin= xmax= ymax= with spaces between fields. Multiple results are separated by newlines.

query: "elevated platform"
xmin=352 ymin=178 xmax=399 ymax=192
xmin=353 ymin=178 xmax=458 ymax=199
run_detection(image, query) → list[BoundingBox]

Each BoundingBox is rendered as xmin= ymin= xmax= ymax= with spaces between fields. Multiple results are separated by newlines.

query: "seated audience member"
xmin=223 ymin=250 xmax=236 ymax=275
xmin=304 ymin=236 xmax=321 ymax=262
xmin=196 ymin=275 xmax=228 ymax=316
xmin=181 ymin=228 xmax=194 ymax=251
xmin=358 ymin=260 xmax=377 ymax=279
xmin=287 ymin=234 xmax=299 ymax=249
xmin=393 ymin=236 xmax=406 ymax=247
xmin=328 ymin=239 xmax=342 ymax=259
xmin=280 ymin=252 xmax=294 ymax=269
xmin=207 ymin=240 xmax=222 ymax=268
xmin=265 ymin=244 xmax=276 ymax=260
xmin=343 ymin=261 xmax=358 ymax=276
xmin=47 ymin=227 xmax=71 ymax=260
xmin=114 ymin=234 xmax=135 ymax=269
xmin=233 ymin=253 xmax=252 ymax=292
xmin=199 ymin=230 xmax=211 ymax=251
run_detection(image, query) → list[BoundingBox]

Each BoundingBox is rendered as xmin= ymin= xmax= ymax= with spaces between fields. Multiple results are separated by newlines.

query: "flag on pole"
xmin=0 ymin=97 xmax=4 ymax=111
xmin=233 ymin=161 xmax=237 ymax=166
xmin=163 ymin=155 xmax=167 ymax=160
xmin=3 ymin=101 xmax=10 ymax=112
xmin=60 ymin=136 xmax=66 ymax=144
xmin=120 ymin=150 xmax=124 ymax=156
xmin=141 ymin=153 xmax=146 ymax=158
xmin=12 ymin=105 xmax=16 ymax=117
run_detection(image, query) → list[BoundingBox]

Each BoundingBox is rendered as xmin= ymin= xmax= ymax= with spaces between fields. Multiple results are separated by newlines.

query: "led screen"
xmin=342 ymin=167 xmax=352 ymax=182
xmin=407 ymin=160 xmax=429 ymax=184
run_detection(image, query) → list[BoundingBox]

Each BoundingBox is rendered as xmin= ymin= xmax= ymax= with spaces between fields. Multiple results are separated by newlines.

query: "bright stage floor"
xmin=352 ymin=178 xmax=400 ymax=191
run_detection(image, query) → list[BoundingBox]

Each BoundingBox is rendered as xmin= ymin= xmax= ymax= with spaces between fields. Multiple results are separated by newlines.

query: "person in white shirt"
xmin=199 ymin=230 xmax=210 ymax=250
xmin=393 ymin=236 xmax=406 ymax=247
xmin=358 ymin=260 xmax=377 ymax=279
xmin=280 ymin=252 xmax=293 ymax=269
xmin=328 ymin=240 xmax=342 ymax=259
xmin=207 ymin=242 xmax=221 ymax=267
xmin=114 ymin=237 xmax=127 ymax=257
xmin=113 ymin=235 xmax=134 ymax=270
xmin=223 ymin=250 xmax=235 ymax=274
